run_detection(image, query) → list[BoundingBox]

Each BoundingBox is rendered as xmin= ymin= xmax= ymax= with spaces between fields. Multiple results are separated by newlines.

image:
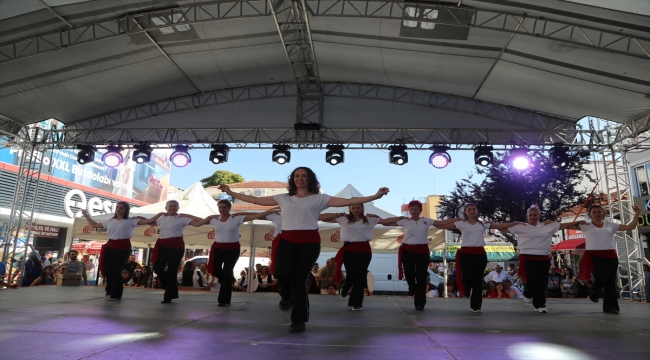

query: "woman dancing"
xmin=382 ymin=200 xmax=461 ymax=310
xmin=219 ymin=166 xmax=389 ymax=333
xmin=151 ymin=200 xmax=203 ymax=303
xmin=502 ymin=205 xmax=583 ymax=313
xmin=572 ymin=204 xmax=640 ymax=314
xmin=320 ymin=204 xmax=402 ymax=310
xmin=437 ymin=203 xmax=519 ymax=313
xmin=195 ymin=200 xmax=276 ymax=306
xmin=81 ymin=203 xmax=161 ymax=300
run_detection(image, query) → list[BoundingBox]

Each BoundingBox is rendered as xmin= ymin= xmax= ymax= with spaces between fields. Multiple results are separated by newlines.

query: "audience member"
xmin=234 ymin=270 xmax=248 ymax=292
xmin=0 ymin=261 xmax=18 ymax=289
xmin=489 ymin=282 xmax=509 ymax=298
xmin=139 ymin=266 xmax=152 ymax=288
xmin=199 ymin=263 xmax=208 ymax=278
xmin=446 ymin=282 xmax=459 ymax=297
xmin=43 ymin=251 xmax=53 ymax=266
xmin=546 ymin=264 xmax=562 ymax=298
xmin=426 ymin=282 xmax=439 ymax=298
xmin=62 ymin=250 xmax=88 ymax=285
xmin=31 ymin=265 xmax=55 ymax=286
xmin=122 ymin=255 xmax=142 ymax=278
xmin=82 ymin=255 xmax=95 ymax=279
xmin=307 ymin=263 xmax=320 ymax=294
xmin=561 ymin=267 xmax=577 ymax=298
xmin=326 ymin=283 xmax=338 ymax=295
xmin=207 ymin=272 xmax=221 ymax=292
xmin=21 ymin=252 xmax=44 ymax=287
xmin=178 ymin=261 xmax=207 ymax=288
xmin=255 ymin=263 xmax=262 ymax=275
xmin=485 ymin=280 xmax=496 ymax=297
xmin=484 ymin=265 xmax=509 ymax=283
xmin=503 ymin=279 xmax=522 ymax=298
xmin=318 ymin=258 xmax=344 ymax=294
xmin=256 ymin=266 xmax=276 ymax=292
xmin=121 ymin=270 xmax=133 ymax=286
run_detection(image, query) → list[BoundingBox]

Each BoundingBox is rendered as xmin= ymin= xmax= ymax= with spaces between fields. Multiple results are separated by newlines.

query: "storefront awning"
xmin=551 ymin=239 xmax=586 ymax=251
xmin=430 ymin=243 xmax=518 ymax=262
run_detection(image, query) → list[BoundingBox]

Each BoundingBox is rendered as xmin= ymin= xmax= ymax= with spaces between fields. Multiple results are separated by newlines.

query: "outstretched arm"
xmin=433 ymin=217 xmax=463 ymax=228
xmin=178 ymin=213 xmax=205 ymax=226
xmin=242 ymin=209 xmax=279 ymax=222
xmin=489 ymin=222 xmax=523 ymax=230
xmin=80 ymin=210 xmax=100 ymax=228
xmin=318 ymin=213 xmax=343 ymax=223
xmin=192 ymin=215 xmax=218 ymax=227
xmin=327 ymin=188 xmax=389 ymax=207
xmin=618 ymin=205 xmax=641 ymax=231
xmin=137 ymin=212 xmax=166 ymax=226
xmin=377 ymin=216 xmax=405 ymax=225
xmin=559 ymin=220 xmax=586 ymax=230
xmin=218 ymin=185 xmax=278 ymax=206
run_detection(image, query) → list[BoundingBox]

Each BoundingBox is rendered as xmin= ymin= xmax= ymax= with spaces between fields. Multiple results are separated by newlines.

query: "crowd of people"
xmin=1 ymin=166 xmax=644 ymax=334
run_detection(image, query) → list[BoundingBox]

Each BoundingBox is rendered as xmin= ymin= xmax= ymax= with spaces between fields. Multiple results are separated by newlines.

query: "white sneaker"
xmin=534 ymin=308 xmax=547 ymax=313
xmin=523 ymin=297 xmax=532 ymax=304
xmin=351 ymin=307 xmax=362 ymax=311
xmin=470 ymin=308 xmax=481 ymax=313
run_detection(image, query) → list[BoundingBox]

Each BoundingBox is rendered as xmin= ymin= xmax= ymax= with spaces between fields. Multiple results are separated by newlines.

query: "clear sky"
xmin=169 ymin=148 xmax=482 ymax=216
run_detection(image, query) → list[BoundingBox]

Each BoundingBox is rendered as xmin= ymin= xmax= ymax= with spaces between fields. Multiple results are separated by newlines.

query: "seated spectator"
xmin=561 ymin=267 xmax=577 ymax=298
xmin=485 ymin=280 xmax=496 ymax=297
xmin=178 ymin=261 xmax=206 ymax=288
xmin=31 ymin=265 xmax=55 ymax=286
xmin=484 ymin=265 xmax=509 ymax=283
xmin=0 ymin=261 xmax=17 ymax=289
xmin=207 ymin=272 xmax=221 ymax=292
xmin=138 ymin=266 xmax=152 ymax=288
xmin=21 ymin=252 xmax=44 ymax=287
xmin=446 ymin=282 xmax=459 ymax=297
xmin=326 ymin=283 xmax=338 ymax=295
xmin=489 ymin=282 xmax=509 ymax=298
xmin=426 ymin=282 xmax=439 ymax=298
xmin=82 ymin=255 xmax=95 ymax=279
xmin=61 ymin=250 xmax=88 ymax=285
xmin=546 ymin=264 xmax=562 ymax=298
xmin=132 ymin=270 xmax=143 ymax=287
xmin=122 ymin=255 xmax=142 ymax=278
xmin=256 ymin=266 xmax=276 ymax=292
xmin=199 ymin=263 xmax=208 ymax=279
xmin=121 ymin=270 xmax=133 ymax=286
xmin=503 ymin=279 xmax=522 ymax=298
xmin=318 ymin=258 xmax=344 ymax=294
xmin=234 ymin=270 xmax=248 ymax=292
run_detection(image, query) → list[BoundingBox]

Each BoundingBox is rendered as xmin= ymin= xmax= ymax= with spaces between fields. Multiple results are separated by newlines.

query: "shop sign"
xmin=64 ymin=189 xmax=120 ymax=218
xmin=566 ymin=229 xmax=585 ymax=240
xmin=634 ymin=196 xmax=650 ymax=233
xmin=29 ymin=224 xmax=62 ymax=238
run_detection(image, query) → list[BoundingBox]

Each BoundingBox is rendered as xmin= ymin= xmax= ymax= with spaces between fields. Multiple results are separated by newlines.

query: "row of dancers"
xmin=81 ymin=166 xmax=642 ymax=333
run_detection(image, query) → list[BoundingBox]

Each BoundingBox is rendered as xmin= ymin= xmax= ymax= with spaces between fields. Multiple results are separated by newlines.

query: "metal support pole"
xmin=247 ymin=223 xmax=256 ymax=292
xmin=443 ymin=247 xmax=448 ymax=298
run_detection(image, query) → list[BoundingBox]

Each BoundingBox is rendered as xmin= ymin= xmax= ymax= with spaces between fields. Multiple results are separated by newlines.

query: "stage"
xmin=1 ymin=287 xmax=648 ymax=359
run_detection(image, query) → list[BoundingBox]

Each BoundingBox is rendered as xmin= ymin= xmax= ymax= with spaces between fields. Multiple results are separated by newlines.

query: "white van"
xmin=186 ymin=255 xmax=266 ymax=279
xmin=315 ymin=252 xmax=443 ymax=296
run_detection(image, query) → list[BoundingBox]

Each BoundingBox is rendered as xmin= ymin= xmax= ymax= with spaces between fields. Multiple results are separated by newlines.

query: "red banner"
xmin=566 ymin=229 xmax=585 ymax=240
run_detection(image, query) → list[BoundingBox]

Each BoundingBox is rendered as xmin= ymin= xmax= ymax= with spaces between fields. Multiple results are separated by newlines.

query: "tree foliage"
xmin=438 ymin=150 xmax=594 ymax=244
xmin=200 ymin=170 xmax=244 ymax=187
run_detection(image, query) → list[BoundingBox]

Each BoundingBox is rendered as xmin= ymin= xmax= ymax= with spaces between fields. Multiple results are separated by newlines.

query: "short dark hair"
xmin=408 ymin=200 xmax=422 ymax=210
xmin=327 ymin=283 xmax=337 ymax=290
xmin=69 ymin=249 xmax=79 ymax=255
xmin=287 ymin=167 xmax=321 ymax=195
xmin=217 ymin=199 xmax=232 ymax=208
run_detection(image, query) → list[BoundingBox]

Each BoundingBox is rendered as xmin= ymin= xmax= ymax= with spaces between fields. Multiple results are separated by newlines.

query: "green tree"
xmin=200 ymin=170 xmax=244 ymax=187
xmin=439 ymin=150 xmax=593 ymax=245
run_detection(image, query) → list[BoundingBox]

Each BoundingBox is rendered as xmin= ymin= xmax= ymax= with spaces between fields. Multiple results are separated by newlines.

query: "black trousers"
xmin=102 ymin=247 xmax=130 ymax=299
xmin=402 ymin=249 xmax=430 ymax=308
xmin=343 ymin=250 xmax=372 ymax=308
xmin=211 ymin=247 xmax=240 ymax=305
xmin=152 ymin=245 xmax=185 ymax=301
xmin=591 ymin=255 xmax=619 ymax=312
xmin=275 ymin=239 xmax=320 ymax=323
xmin=458 ymin=252 xmax=488 ymax=310
xmin=522 ymin=258 xmax=551 ymax=309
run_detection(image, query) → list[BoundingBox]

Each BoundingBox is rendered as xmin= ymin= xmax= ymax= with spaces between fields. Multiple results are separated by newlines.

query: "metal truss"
xmin=0 ymin=115 xmax=31 ymax=142
xmin=599 ymin=120 xmax=648 ymax=301
xmin=609 ymin=110 xmax=650 ymax=151
xmin=269 ymin=0 xmax=323 ymax=129
xmin=0 ymin=0 xmax=271 ymax=64
xmin=306 ymin=0 xmax=650 ymax=60
xmin=3 ymin=1 xmax=649 ymax=66
xmin=1 ymin=128 xmax=46 ymax=283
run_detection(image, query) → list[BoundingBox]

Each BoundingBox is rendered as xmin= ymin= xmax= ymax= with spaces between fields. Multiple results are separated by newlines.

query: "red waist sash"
xmin=398 ymin=244 xmax=430 ymax=280
xmin=455 ymin=246 xmax=486 ymax=298
xmin=207 ymin=242 xmax=241 ymax=271
xmin=334 ymin=241 xmax=371 ymax=283
xmin=99 ymin=239 xmax=131 ymax=274
xmin=518 ymin=254 xmax=551 ymax=283
xmin=150 ymin=237 xmax=184 ymax=264
xmin=577 ymin=249 xmax=617 ymax=281
xmin=270 ymin=230 xmax=321 ymax=275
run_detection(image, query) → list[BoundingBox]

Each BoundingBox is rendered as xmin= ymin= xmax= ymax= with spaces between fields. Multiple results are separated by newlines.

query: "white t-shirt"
xmin=426 ymin=289 xmax=439 ymax=298
xmin=336 ymin=216 xmax=381 ymax=242
xmin=273 ymin=194 xmax=331 ymax=230
xmin=509 ymin=223 xmax=561 ymax=255
xmin=455 ymin=221 xmax=490 ymax=247
xmin=209 ymin=215 xmax=246 ymax=243
xmin=177 ymin=270 xmax=207 ymax=288
xmin=396 ymin=217 xmax=435 ymax=245
xmin=156 ymin=215 xmax=192 ymax=238
xmin=266 ymin=212 xmax=283 ymax=237
xmin=99 ymin=217 xmax=141 ymax=240
xmin=579 ymin=222 xmax=619 ymax=250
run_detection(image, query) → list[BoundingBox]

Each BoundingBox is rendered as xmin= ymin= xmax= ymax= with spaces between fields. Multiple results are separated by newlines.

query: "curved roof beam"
xmin=1 ymin=1 xmax=649 ymax=65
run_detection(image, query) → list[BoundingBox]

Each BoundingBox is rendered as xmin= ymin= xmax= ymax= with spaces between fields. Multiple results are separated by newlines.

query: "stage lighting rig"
xmin=132 ymin=143 xmax=153 ymax=164
xmin=389 ymin=145 xmax=408 ymax=165
xmin=474 ymin=145 xmax=494 ymax=167
xmin=102 ymin=145 xmax=123 ymax=168
xmin=170 ymin=145 xmax=191 ymax=168
xmin=209 ymin=144 xmax=229 ymax=164
xmin=326 ymin=145 xmax=344 ymax=166
xmin=76 ymin=145 xmax=96 ymax=165
xmin=272 ymin=145 xmax=291 ymax=165
xmin=510 ymin=147 xmax=532 ymax=170
xmin=549 ymin=143 xmax=570 ymax=167
xmin=429 ymin=145 xmax=451 ymax=169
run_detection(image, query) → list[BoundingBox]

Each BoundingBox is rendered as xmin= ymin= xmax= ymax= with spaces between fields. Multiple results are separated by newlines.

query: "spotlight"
xmin=389 ymin=145 xmax=408 ymax=165
xmin=272 ymin=144 xmax=291 ymax=165
xmin=209 ymin=144 xmax=229 ymax=164
xmin=474 ymin=145 xmax=494 ymax=167
xmin=76 ymin=145 xmax=96 ymax=165
xmin=549 ymin=143 xmax=570 ymax=167
xmin=325 ymin=145 xmax=344 ymax=166
xmin=170 ymin=145 xmax=191 ymax=168
xmin=132 ymin=143 xmax=152 ymax=164
xmin=510 ymin=147 xmax=532 ymax=170
xmin=101 ymin=145 xmax=123 ymax=168
xmin=429 ymin=145 xmax=451 ymax=169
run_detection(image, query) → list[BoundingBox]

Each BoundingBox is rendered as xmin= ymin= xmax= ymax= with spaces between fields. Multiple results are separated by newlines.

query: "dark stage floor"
xmin=1 ymin=286 xmax=649 ymax=359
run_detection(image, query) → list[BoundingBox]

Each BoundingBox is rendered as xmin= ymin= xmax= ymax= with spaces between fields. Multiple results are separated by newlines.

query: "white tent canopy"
xmin=72 ymin=182 xmax=446 ymax=253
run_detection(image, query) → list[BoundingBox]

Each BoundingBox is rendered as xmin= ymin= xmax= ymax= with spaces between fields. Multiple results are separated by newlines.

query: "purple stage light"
xmin=101 ymin=146 xmax=123 ymax=168
xmin=510 ymin=148 xmax=532 ymax=170
xmin=512 ymin=156 xmax=530 ymax=170
xmin=429 ymin=145 xmax=451 ymax=169
xmin=170 ymin=145 xmax=191 ymax=167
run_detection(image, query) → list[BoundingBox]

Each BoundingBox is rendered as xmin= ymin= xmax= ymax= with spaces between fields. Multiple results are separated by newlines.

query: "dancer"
xmin=382 ymin=200 xmax=461 ymax=310
xmin=195 ymin=200 xmax=277 ymax=307
xmin=572 ymin=204 xmax=641 ymax=314
xmin=320 ymin=205 xmax=401 ymax=310
xmin=502 ymin=205 xmax=584 ymax=313
xmin=151 ymin=200 xmax=203 ymax=303
xmin=437 ymin=203 xmax=519 ymax=313
xmin=218 ymin=166 xmax=389 ymax=333
xmin=81 ymin=203 xmax=161 ymax=300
